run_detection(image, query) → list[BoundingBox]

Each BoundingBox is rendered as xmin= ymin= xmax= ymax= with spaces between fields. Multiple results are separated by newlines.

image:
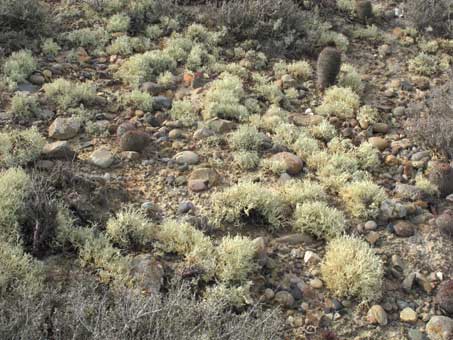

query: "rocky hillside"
xmin=0 ymin=0 xmax=453 ymax=339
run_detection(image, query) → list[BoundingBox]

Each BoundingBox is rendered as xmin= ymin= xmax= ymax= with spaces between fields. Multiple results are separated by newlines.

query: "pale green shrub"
xmin=64 ymin=27 xmax=110 ymax=50
xmin=203 ymin=72 xmax=249 ymax=121
xmin=309 ymin=119 xmax=337 ymax=141
xmin=415 ymin=174 xmax=439 ymax=197
xmin=260 ymin=158 xmax=288 ymax=175
xmin=106 ymin=206 xmax=155 ymax=248
xmin=107 ymin=14 xmax=130 ymax=32
xmin=211 ymin=181 xmax=288 ymax=230
xmin=43 ymin=78 xmax=97 ymax=109
xmin=204 ymin=282 xmax=252 ymax=307
xmin=216 ymin=235 xmax=257 ymax=284
xmin=337 ymin=0 xmax=355 ymax=12
xmin=287 ymin=60 xmax=312 ymax=80
xmin=170 ymin=99 xmax=198 ymax=126
xmin=233 ymin=151 xmax=260 ymax=170
xmin=2 ymin=50 xmax=37 ymax=88
xmin=252 ymin=73 xmax=284 ymax=105
xmin=230 ymin=125 xmax=266 ymax=151
xmin=419 ymin=39 xmax=440 ymax=54
xmin=186 ymin=44 xmax=216 ymax=71
xmin=157 ymin=71 xmax=175 ymax=88
xmin=0 ymin=127 xmax=45 ymax=167
xmin=321 ymin=235 xmax=383 ymax=301
xmin=355 ymin=142 xmax=380 ymax=170
xmin=272 ymin=123 xmax=300 ymax=148
xmin=0 ymin=240 xmax=43 ymax=297
xmin=319 ymin=31 xmax=349 ymax=52
xmin=123 ymin=90 xmax=154 ymax=112
xmin=280 ymin=179 xmax=327 ymax=207
xmin=293 ymin=201 xmax=346 ymax=239
xmin=9 ymin=92 xmax=40 ymax=119
xmin=106 ymin=36 xmax=150 ymax=55
xmin=340 ymin=180 xmax=387 ymax=219
xmin=293 ymin=133 xmax=321 ymax=159
xmin=317 ymin=86 xmax=360 ymax=119
xmin=145 ymin=24 xmax=163 ymax=40
xmin=408 ymin=53 xmax=441 ymax=76
xmin=116 ymin=50 xmax=177 ymax=87
xmin=352 ymin=25 xmax=381 ymax=41
xmin=338 ymin=64 xmax=363 ymax=94
xmin=0 ymin=168 xmax=30 ymax=238
xmin=357 ymin=105 xmax=380 ymax=128
xmin=41 ymin=38 xmax=61 ymax=57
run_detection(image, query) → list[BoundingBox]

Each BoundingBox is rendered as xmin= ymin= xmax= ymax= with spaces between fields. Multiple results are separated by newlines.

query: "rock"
xmin=368 ymin=136 xmax=389 ymax=151
xmin=270 ymin=152 xmax=303 ymax=175
xmin=153 ymin=96 xmax=172 ymax=111
xmin=144 ymin=112 xmax=161 ymax=127
xmin=116 ymin=121 xmax=136 ymax=137
xmin=426 ymin=316 xmax=453 ymax=340
xmin=400 ymin=307 xmax=418 ymax=323
xmin=408 ymin=329 xmax=425 ymax=340
xmin=42 ymin=141 xmax=75 ymax=160
xmin=415 ymin=272 xmax=433 ymax=294
xmin=436 ymin=280 xmax=453 ymax=316
xmin=412 ymin=151 xmax=431 ymax=161
xmin=174 ymin=151 xmax=199 ymax=165
xmin=189 ymin=167 xmax=219 ymax=188
xmin=120 ymin=151 xmax=140 ymax=161
xmin=380 ymin=199 xmax=407 ymax=220
xmin=411 ymin=76 xmax=430 ymax=90
xmin=29 ymin=74 xmax=45 ymax=85
xmin=373 ymin=123 xmax=389 ymax=134
xmin=429 ymin=162 xmax=453 ymax=198
xmin=435 ymin=210 xmax=453 ymax=239
xmin=367 ymin=305 xmax=388 ymax=326
xmin=48 ymin=117 xmax=81 ymax=140
xmin=290 ymin=114 xmax=324 ymax=127
xmin=402 ymin=273 xmax=416 ymax=293
xmin=193 ymin=127 xmax=214 ymax=140
xmin=188 ymin=179 xmax=207 ymax=192
xmin=16 ymin=82 xmax=39 ymax=93
xmin=309 ymin=278 xmax=323 ymax=289
xmin=129 ymin=254 xmax=163 ymax=294
xmin=264 ymin=288 xmax=275 ymax=301
xmin=274 ymin=291 xmax=295 ymax=307
xmin=141 ymin=82 xmax=163 ymax=95
xmin=90 ymin=148 xmax=114 ymax=168
xmin=395 ymin=183 xmax=426 ymax=201
xmin=120 ymin=130 xmax=150 ymax=152
xmin=364 ymin=220 xmax=377 ymax=230
xmin=274 ymin=233 xmax=314 ymax=245
xmin=177 ymin=201 xmax=194 ymax=214
xmin=205 ymin=118 xmax=236 ymax=133
xmin=366 ymin=231 xmax=380 ymax=245
xmin=169 ymin=129 xmax=184 ymax=139
xmin=304 ymin=250 xmax=321 ymax=266
xmin=394 ymin=220 xmax=415 ymax=237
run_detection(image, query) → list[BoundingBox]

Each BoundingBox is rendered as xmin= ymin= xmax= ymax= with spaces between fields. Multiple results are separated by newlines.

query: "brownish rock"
xmin=429 ymin=162 xmax=453 ymax=198
xmin=394 ymin=220 xmax=415 ymax=237
xmin=119 ymin=130 xmax=150 ymax=152
xmin=270 ymin=152 xmax=303 ymax=175
xmin=437 ymin=280 xmax=453 ymax=316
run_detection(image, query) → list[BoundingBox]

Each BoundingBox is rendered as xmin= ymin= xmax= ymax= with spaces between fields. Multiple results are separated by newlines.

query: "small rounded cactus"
xmin=317 ymin=46 xmax=342 ymax=92
xmin=119 ymin=130 xmax=150 ymax=152
xmin=355 ymin=0 xmax=373 ymax=22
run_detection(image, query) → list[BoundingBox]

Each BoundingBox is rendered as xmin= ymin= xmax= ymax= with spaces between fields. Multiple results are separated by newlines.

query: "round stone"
xmin=274 ymin=291 xmax=295 ymax=307
xmin=174 ymin=151 xmax=199 ymax=165
xmin=270 ymin=152 xmax=303 ymax=175
xmin=394 ymin=220 xmax=415 ymax=237
xmin=367 ymin=305 xmax=388 ymax=326
xmin=400 ymin=307 xmax=417 ymax=323
xmin=436 ymin=280 xmax=453 ymax=316
xmin=368 ymin=136 xmax=389 ymax=151
xmin=436 ymin=210 xmax=453 ymax=239
xmin=426 ymin=316 xmax=453 ymax=340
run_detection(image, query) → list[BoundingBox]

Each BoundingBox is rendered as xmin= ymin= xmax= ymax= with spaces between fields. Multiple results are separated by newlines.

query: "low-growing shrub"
xmin=0 ymin=240 xmax=43 ymax=297
xmin=64 ymin=27 xmax=110 ymax=51
xmin=406 ymin=80 xmax=453 ymax=158
xmin=293 ymin=133 xmax=321 ymax=159
xmin=230 ymin=125 xmax=266 ymax=151
xmin=211 ymin=181 xmax=289 ymax=230
xmin=204 ymin=282 xmax=252 ymax=307
xmin=41 ymin=38 xmax=61 ymax=57
xmin=293 ymin=201 xmax=346 ymax=239
xmin=340 ymin=179 xmax=387 ymax=220
xmin=43 ymin=78 xmax=97 ymax=109
xmin=106 ymin=36 xmax=151 ymax=56
xmin=405 ymin=0 xmax=453 ymax=38
xmin=415 ymin=174 xmax=440 ymax=197
xmin=233 ymin=151 xmax=260 ymax=170
xmin=357 ymin=105 xmax=380 ymax=129
xmin=216 ymin=235 xmax=257 ymax=284
xmin=123 ymin=90 xmax=154 ymax=112
xmin=317 ymin=86 xmax=360 ymax=119
xmin=2 ymin=50 xmax=37 ymax=88
xmin=309 ymin=119 xmax=337 ymax=141
xmin=252 ymin=73 xmax=285 ymax=105
xmin=157 ymin=220 xmax=216 ymax=278
xmin=338 ymin=63 xmax=363 ymax=94
xmin=203 ymin=72 xmax=249 ymax=121
xmin=261 ymin=158 xmax=289 ymax=175
xmin=408 ymin=53 xmax=441 ymax=76
xmin=0 ymin=168 xmax=30 ymax=238
xmin=106 ymin=13 xmax=130 ymax=32
xmin=274 ymin=60 xmax=312 ymax=80
xmin=0 ymin=127 xmax=45 ymax=167
xmin=272 ymin=123 xmax=300 ymax=148
xmin=355 ymin=142 xmax=380 ymax=170
xmin=9 ymin=92 xmax=40 ymax=119
xmin=351 ymin=25 xmax=381 ymax=41
xmin=321 ymin=235 xmax=383 ymax=301
xmin=280 ymin=179 xmax=327 ymax=207
xmin=169 ymin=99 xmax=198 ymax=126
xmin=106 ymin=206 xmax=155 ymax=248
xmin=116 ymin=50 xmax=177 ymax=87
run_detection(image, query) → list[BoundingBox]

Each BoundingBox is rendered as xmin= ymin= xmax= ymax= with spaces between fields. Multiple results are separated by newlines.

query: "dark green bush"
xmin=0 ymin=0 xmax=50 ymax=51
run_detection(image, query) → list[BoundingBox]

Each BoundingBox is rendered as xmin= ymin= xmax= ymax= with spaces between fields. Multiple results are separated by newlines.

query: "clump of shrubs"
xmin=122 ymin=90 xmax=154 ymax=112
xmin=9 ymin=92 xmax=40 ymax=119
xmin=340 ymin=179 xmax=387 ymax=220
xmin=293 ymin=201 xmax=346 ymax=239
xmin=203 ymin=73 xmax=249 ymax=121
xmin=280 ymin=179 xmax=327 ymax=207
xmin=408 ymin=53 xmax=441 ymax=76
xmin=405 ymin=0 xmax=453 ymax=38
xmin=0 ymin=127 xmax=45 ymax=167
xmin=41 ymin=38 xmax=61 ymax=57
xmin=338 ymin=63 xmax=363 ymax=94
xmin=211 ymin=181 xmax=289 ymax=230
xmin=63 ymin=27 xmax=110 ymax=52
xmin=106 ymin=36 xmax=151 ymax=56
xmin=233 ymin=151 xmax=260 ymax=170
xmin=317 ymin=86 xmax=360 ymax=119
xmin=106 ymin=206 xmax=155 ymax=248
xmin=321 ymin=235 xmax=383 ymax=301
xmin=2 ymin=50 xmax=37 ymax=89
xmin=230 ymin=125 xmax=266 ymax=151
xmin=106 ymin=13 xmax=130 ymax=32
xmin=43 ymin=78 xmax=97 ymax=109
xmin=357 ymin=105 xmax=380 ymax=129
xmin=170 ymin=99 xmax=199 ymax=126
